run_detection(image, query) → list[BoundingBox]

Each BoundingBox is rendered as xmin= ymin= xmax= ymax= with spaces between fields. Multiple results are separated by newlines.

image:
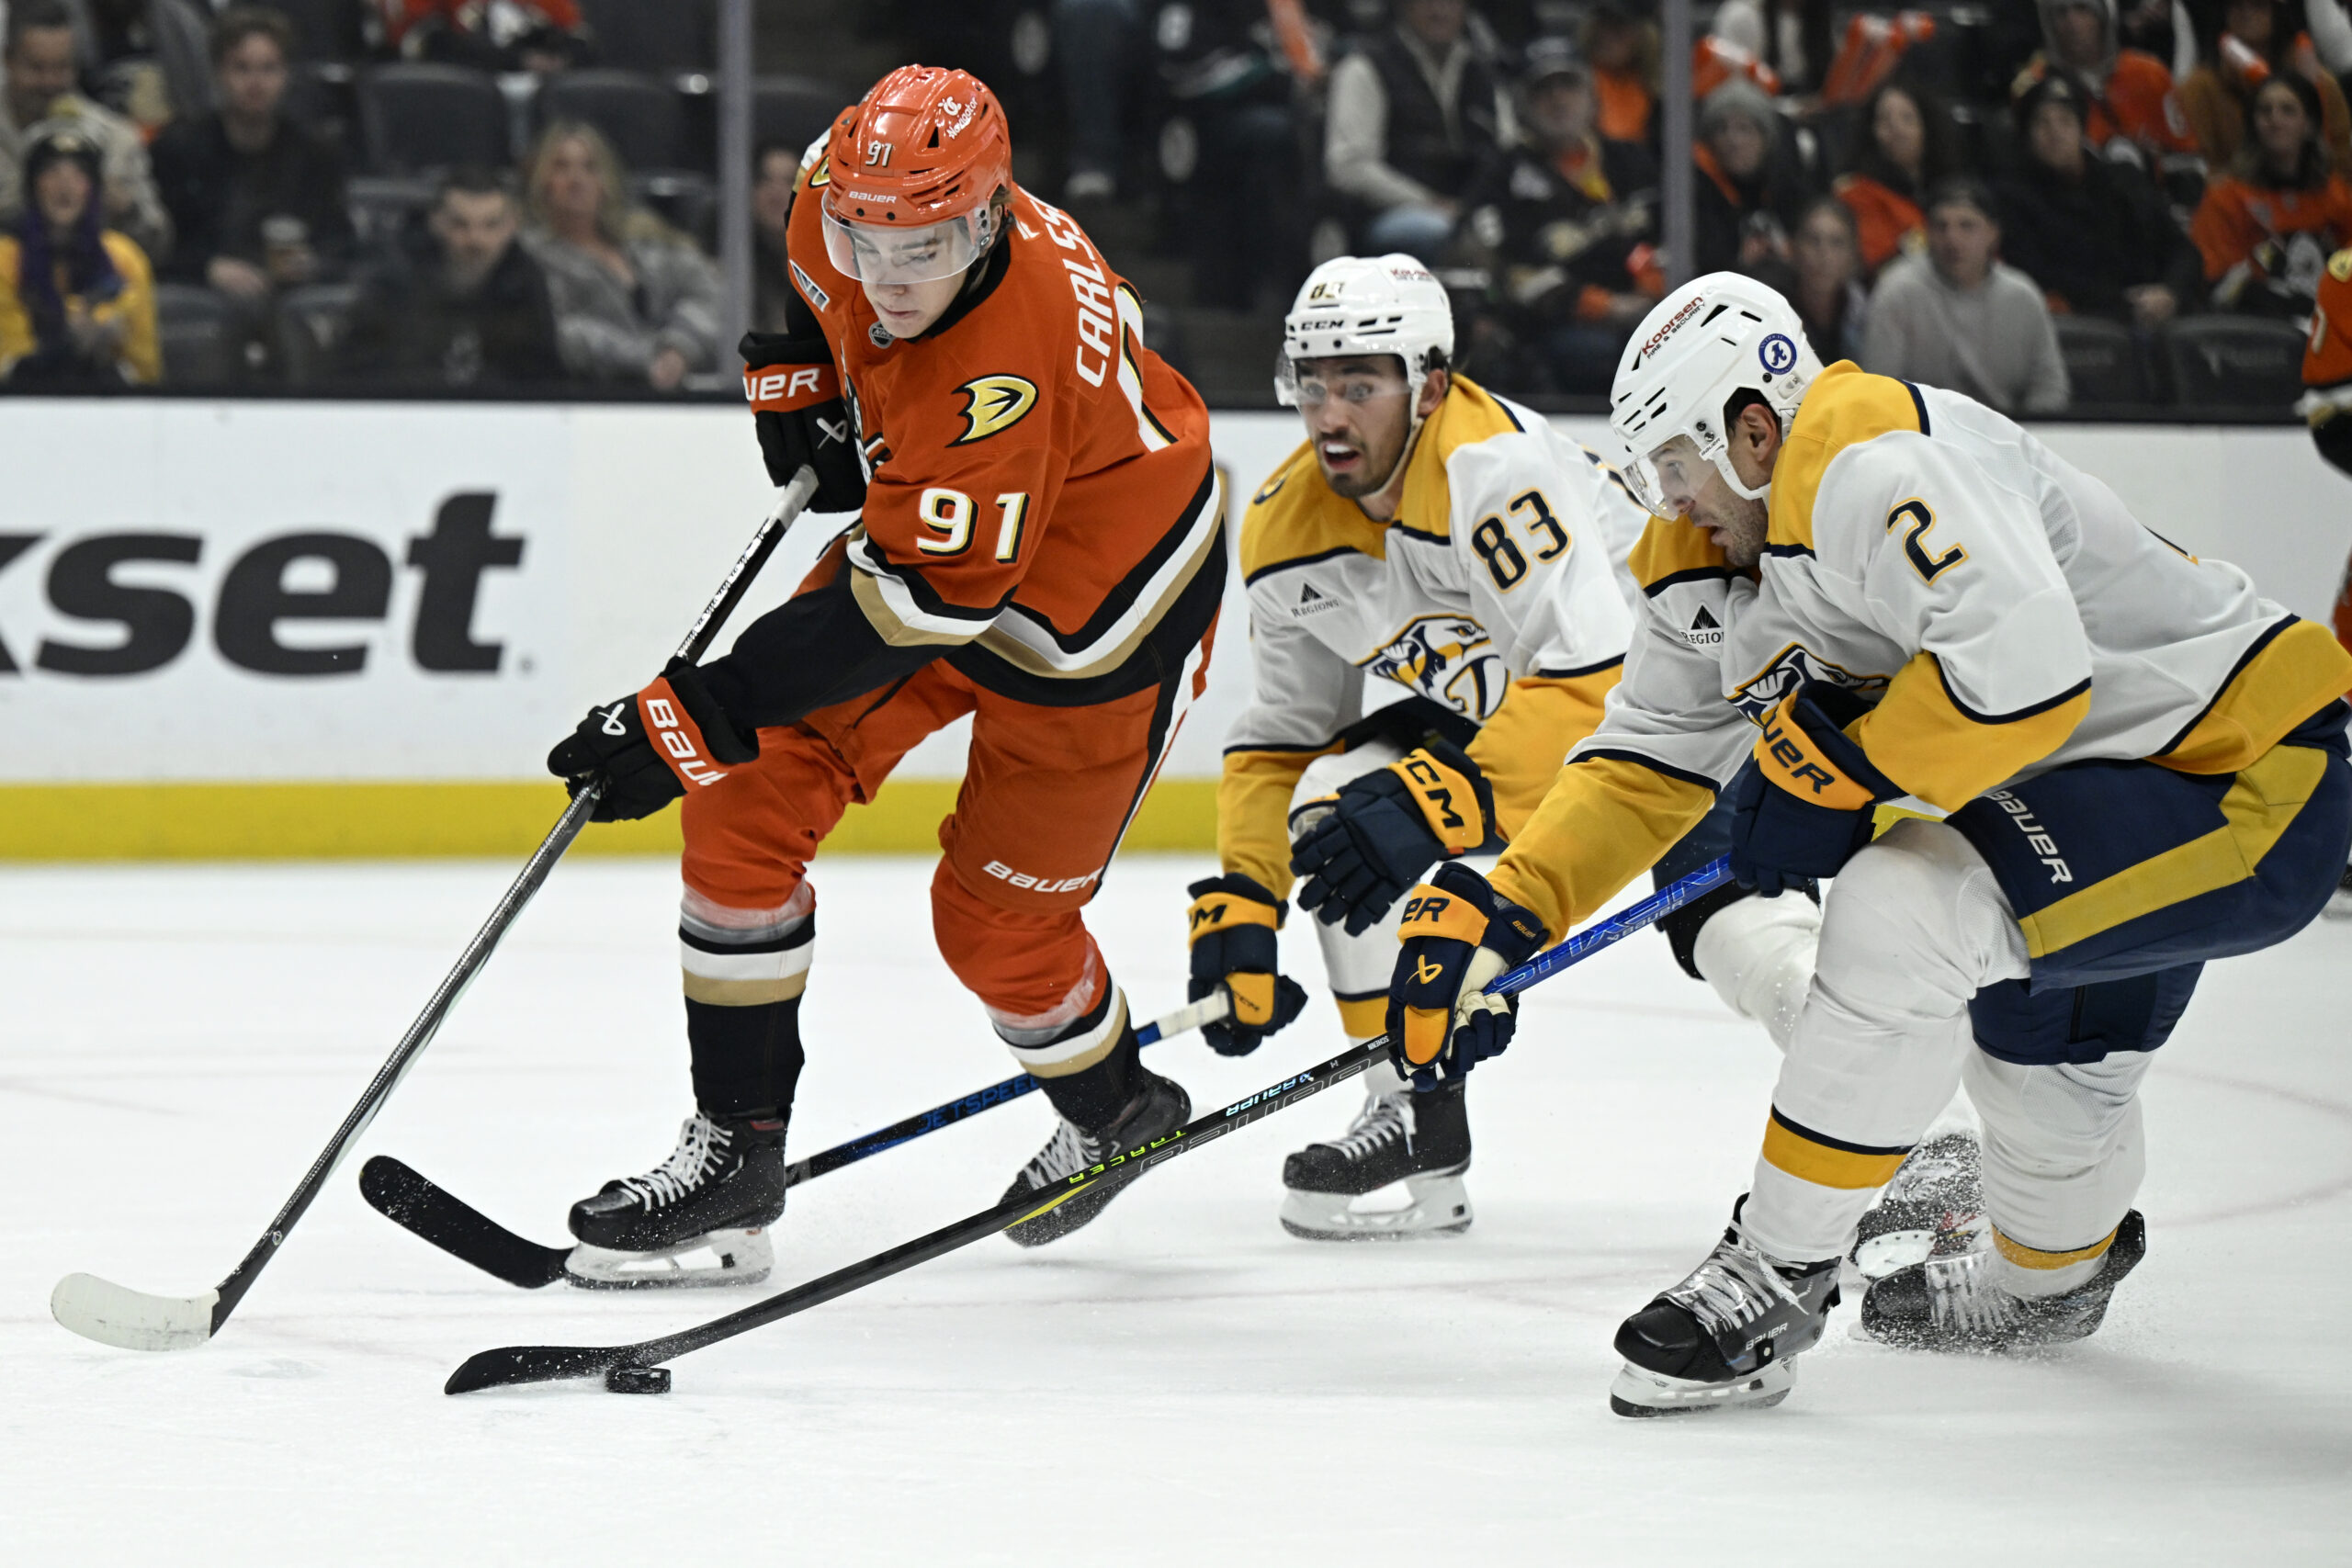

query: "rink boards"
xmin=0 ymin=399 xmax=2342 ymax=857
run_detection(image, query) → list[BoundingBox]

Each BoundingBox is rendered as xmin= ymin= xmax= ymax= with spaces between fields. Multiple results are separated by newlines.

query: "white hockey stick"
xmin=51 ymin=468 xmax=822 ymax=1351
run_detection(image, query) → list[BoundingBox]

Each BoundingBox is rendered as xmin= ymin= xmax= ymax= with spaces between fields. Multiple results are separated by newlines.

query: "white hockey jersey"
xmin=1490 ymin=361 xmax=2352 ymax=939
xmin=1218 ymin=377 xmax=1651 ymax=896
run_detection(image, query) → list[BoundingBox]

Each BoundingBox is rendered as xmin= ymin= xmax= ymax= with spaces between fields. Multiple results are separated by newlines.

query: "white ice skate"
xmin=564 ymin=1227 xmax=776 ymax=1290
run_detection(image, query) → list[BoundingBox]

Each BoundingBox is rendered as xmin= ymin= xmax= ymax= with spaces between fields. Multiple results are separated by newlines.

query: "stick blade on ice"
xmin=51 ymin=1273 xmax=218 ymax=1352
xmin=445 ymin=1343 xmax=629 ymax=1394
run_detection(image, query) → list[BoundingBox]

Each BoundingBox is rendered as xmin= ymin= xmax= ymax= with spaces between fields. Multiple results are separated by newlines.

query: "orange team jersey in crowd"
xmin=2305 ymin=250 xmax=2352 ymax=665
xmin=2015 ymin=51 xmax=2195 ymax=157
xmin=777 ymin=162 xmax=1222 ymax=704
xmin=1833 ymin=174 xmax=1924 ymax=276
xmin=2191 ymin=174 xmax=2352 ymax=281
xmin=1594 ymin=69 xmax=1654 ymax=144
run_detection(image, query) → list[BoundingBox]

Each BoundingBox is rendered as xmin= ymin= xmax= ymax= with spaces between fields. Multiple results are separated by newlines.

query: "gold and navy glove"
xmin=548 ymin=658 xmax=759 ymax=822
xmin=1387 ymin=862 xmax=1546 ymax=1089
xmin=1728 ymin=681 xmax=1898 ymax=896
xmin=1291 ymin=739 xmax=1502 ymax=936
xmin=1185 ymin=873 xmax=1309 ymax=1057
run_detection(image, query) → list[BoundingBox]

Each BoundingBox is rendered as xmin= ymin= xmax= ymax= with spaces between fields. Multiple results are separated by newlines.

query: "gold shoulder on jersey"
xmin=1394 ymin=375 xmax=1523 ymax=542
xmin=1242 ymin=442 xmax=1387 ymax=579
xmin=1769 ymin=362 xmax=1927 ymax=555
xmin=953 ymin=375 xmax=1039 ymax=445
xmin=1629 ymin=513 xmax=1728 ymax=592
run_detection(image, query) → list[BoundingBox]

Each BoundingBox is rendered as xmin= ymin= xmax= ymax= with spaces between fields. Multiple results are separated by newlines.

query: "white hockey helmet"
xmin=1275 ymin=253 xmax=1455 ymax=408
xmin=1610 ymin=271 xmax=1821 ymax=510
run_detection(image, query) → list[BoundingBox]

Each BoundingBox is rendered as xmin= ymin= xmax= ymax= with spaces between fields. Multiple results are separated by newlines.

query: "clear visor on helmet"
xmin=1273 ymin=349 xmax=1417 ymax=410
xmin=1620 ymin=432 xmax=1715 ymax=517
xmin=820 ymin=207 xmax=987 ymax=286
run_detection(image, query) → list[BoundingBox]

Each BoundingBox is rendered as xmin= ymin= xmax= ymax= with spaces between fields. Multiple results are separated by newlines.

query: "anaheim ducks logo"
xmin=953 ymin=374 xmax=1038 ymax=445
xmin=808 ymin=156 xmax=830 ymax=187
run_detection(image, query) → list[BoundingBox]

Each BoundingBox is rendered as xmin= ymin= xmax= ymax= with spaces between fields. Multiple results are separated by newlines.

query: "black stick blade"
xmin=359 ymin=1156 xmax=571 ymax=1289
xmin=445 ymin=1343 xmax=630 ymax=1394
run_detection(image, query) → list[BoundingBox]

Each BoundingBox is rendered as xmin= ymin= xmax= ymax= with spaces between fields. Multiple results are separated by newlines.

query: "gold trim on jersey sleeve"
xmin=1218 ymin=746 xmax=1335 ymax=898
xmin=1628 ymin=513 xmax=1729 ymax=592
xmin=1485 ymin=751 xmax=1717 ymax=943
xmin=1466 ymin=668 xmax=1623 ymax=840
xmin=1849 ymin=650 xmax=2090 ymax=811
xmin=1768 ymin=363 xmax=1927 ymax=557
xmin=1392 ymin=375 xmax=1526 ymax=543
xmin=2154 ymin=617 xmax=2352 ymax=774
xmin=1240 ymin=443 xmax=1387 ymax=581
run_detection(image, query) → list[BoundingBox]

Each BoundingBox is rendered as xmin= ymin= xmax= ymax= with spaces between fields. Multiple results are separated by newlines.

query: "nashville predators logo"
xmin=1363 ymin=614 xmax=1506 ymax=720
xmin=952 ymin=375 xmax=1039 ymax=445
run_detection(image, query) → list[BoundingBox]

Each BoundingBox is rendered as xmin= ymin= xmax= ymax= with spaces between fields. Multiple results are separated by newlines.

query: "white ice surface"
xmin=3 ymin=856 xmax=2347 ymax=1564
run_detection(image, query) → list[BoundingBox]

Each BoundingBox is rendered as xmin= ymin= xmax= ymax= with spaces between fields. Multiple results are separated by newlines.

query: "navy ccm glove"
xmin=548 ymin=659 xmax=759 ymax=822
xmin=1387 ymin=862 xmax=1546 ymax=1089
xmin=1291 ymin=739 xmax=1504 ymax=935
xmin=1185 ymin=874 xmax=1309 ymax=1056
xmin=1729 ymin=681 xmax=1899 ymax=896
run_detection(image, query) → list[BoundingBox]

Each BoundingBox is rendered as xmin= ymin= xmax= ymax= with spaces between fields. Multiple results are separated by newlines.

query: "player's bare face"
xmin=862 ymin=271 xmax=964 ymax=339
xmin=1298 ymin=355 xmax=1415 ymax=500
xmin=1646 ymin=435 xmax=1770 ymax=567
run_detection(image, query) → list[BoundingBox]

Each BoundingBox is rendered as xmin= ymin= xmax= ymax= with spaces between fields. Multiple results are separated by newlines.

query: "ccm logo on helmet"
xmin=1637 ymin=297 xmax=1705 ymax=361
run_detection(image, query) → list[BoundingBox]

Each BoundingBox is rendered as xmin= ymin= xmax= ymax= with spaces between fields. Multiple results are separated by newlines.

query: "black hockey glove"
xmin=741 ymin=329 xmax=865 ymax=513
xmin=1728 ymin=682 xmax=1896 ymax=896
xmin=1185 ymin=873 xmax=1309 ymax=1056
xmin=1387 ymin=863 xmax=1545 ymax=1089
xmin=1292 ymin=739 xmax=1502 ymax=936
xmin=548 ymin=658 xmax=759 ymax=822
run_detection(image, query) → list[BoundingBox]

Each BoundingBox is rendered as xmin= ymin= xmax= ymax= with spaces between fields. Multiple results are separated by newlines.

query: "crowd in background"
xmin=3 ymin=0 xmax=2347 ymax=412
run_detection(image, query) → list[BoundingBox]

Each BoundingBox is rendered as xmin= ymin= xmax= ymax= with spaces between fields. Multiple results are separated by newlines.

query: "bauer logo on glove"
xmin=1386 ymin=863 xmax=1545 ymax=1088
xmin=1729 ymin=681 xmax=1900 ymax=895
xmin=548 ymin=659 xmax=760 ymax=823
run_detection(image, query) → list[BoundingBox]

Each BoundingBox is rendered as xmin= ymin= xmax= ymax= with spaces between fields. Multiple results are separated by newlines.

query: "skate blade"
xmin=1277 ymin=1173 xmax=1472 ymax=1243
xmin=1851 ymin=1229 xmax=1934 ymax=1280
xmin=563 ymin=1228 xmax=774 ymax=1290
xmin=1608 ymin=1359 xmax=1795 ymax=1417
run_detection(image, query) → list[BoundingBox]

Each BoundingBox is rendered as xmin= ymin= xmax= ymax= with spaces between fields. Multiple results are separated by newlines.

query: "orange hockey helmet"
xmin=820 ymin=65 xmax=1013 ymax=285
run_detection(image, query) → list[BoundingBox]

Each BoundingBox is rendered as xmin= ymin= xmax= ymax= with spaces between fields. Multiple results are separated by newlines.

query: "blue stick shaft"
xmin=1493 ymin=856 xmax=1733 ymax=996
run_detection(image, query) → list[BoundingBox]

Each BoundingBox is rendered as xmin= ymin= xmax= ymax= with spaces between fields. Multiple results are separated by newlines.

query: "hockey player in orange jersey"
xmin=2299 ymin=243 xmax=2352 ymax=915
xmin=542 ymin=65 xmax=1226 ymax=1284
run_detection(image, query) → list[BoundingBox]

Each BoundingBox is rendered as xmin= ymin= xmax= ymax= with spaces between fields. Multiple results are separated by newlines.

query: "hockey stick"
xmin=51 ymin=468 xmax=824 ymax=1353
xmin=443 ymin=857 xmax=1736 ymax=1393
xmin=358 ymin=990 xmax=1239 ymax=1289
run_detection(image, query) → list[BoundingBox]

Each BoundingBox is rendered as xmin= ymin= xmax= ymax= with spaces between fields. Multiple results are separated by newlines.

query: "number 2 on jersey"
xmin=1887 ymin=498 xmax=1964 ymax=582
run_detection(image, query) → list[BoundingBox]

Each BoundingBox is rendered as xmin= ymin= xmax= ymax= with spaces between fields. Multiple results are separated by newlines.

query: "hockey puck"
xmin=605 ymin=1363 xmax=671 ymax=1395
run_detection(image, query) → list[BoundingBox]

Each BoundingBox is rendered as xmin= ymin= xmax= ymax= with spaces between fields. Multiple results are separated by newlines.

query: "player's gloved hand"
xmin=1291 ymin=739 xmax=1502 ymax=935
xmin=1728 ymin=681 xmax=1898 ymax=896
xmin=741 ymin=329 xmax=865 ymax=512
xmin=1185 ymin=873 xmax=1309 ymax=1056
xmin=1387 ymin=862 xmax=1546 ymax=1089
xmin=548 ymin=658 xmax=759 ymax=823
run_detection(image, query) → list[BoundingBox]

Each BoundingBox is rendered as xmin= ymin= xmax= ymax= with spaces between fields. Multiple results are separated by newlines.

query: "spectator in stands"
xmin=0 ymin=1 xmax=167 ymax=264
xmin=1582 ymin=3 xmax=1657 ymax=144
xmin=2191 ymin=72 xmax=2352 ymax=316
xmin=1057 ymin=0 xmax=1137 ymax=202
xmin=752 ymin=141 xmax=798 ymax=335
xmin=1997 ymin=73 xmax=2197 ymax=324
xmin=1156 ymin=0 xmax=1314 ymax=310
xmin=344 ymin=167 xmax=562 ymax=388
xmin=151 ymin=11 xmax=350 ymax=314
xmin=1460 ymin=37 xmax=1660 ymax=393
xmin=62 ymin=0 xmax=212 ymax=133
xmin=2177 ymin=0 xmax=2352 ymax=174
xmin=1692 ymin=79 xmax=1802 ymax=277
xmin=1710 ymin=0 xmax=1832 ymax=96
xmin=383 ymin=0 xmax=589 ymax=73
xmin=2011 ymin=0 xmax=2196 ymax=172
xmin=0 ymin=121 xmax=156 ymax=384
xmin=1325 ymin=0 xmax=1512 ymax=262
xmin=1865 ymin=176 xmax=2070 ymax=412
xmin=1782 ymin=196 xmax=1869 ymax=363
xmin=1834 ymin=80 xmax=1959 ymax=279
xmin=523 ymin=120 xmax=721 ymax=389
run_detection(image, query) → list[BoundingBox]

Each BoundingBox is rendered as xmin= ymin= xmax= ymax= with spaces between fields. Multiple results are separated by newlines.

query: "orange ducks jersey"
xmin=773 ymin=162 xmax=1223 ymax=706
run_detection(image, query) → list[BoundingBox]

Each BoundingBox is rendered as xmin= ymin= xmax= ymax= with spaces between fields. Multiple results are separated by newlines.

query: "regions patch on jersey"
xmin=1729 ymin=641 xmax=1888 ymax=726
xmin=953 ymin=374 xmax=1039 ymax=445
xmin=1363 ymin=613 xmax=1507 ymax=720
xmin=1291 ymin=581 xmax=1340 ymax=619
xmin=1684 ymin=604 xmax=1724 ymax=649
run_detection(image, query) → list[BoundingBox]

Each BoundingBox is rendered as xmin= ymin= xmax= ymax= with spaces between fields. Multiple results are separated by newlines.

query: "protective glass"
xmin=1273 ymin=352 xmax=1415 ymax=410
xmin=1621 ymin=433 xmax=1713 ymax=517
xmin=820 ymin=208 xmax=987 ymax=285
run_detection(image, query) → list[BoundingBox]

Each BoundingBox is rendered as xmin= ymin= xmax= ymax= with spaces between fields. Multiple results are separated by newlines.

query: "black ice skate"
xmin=1000 ymin=1070 xmax=1190 ymax=1248
xmin=1279 ymin=1078 xmax=1472 ymax=1241
xmin=1611 ymin=1199 xmax=1842 ymax=1417
xmin=563 ymin=1111 xmax=787 ymax=1288
xmin=2325 ymin=863 xmax=2352 ymax=920
xmin=1850 ymin=1130 xmax=1984 ymax=1280
xmin=1859 ymin=1210 xmax=2145 ymax=1352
